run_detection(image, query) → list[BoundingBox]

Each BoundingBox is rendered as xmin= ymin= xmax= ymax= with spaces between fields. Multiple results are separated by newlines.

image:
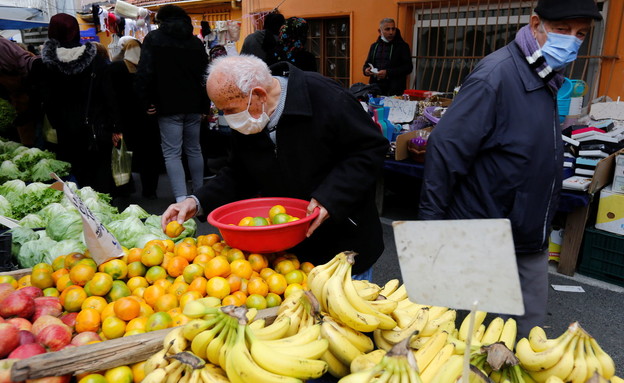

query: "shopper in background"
xmin=35 ymin=13 xmax=114 ymax=192
xmin=269 ymin=17 xmax=317 ymax=72
xmin=107 ymin=38 xmax=162 ymax=199
xmin=240 ymin=11 xmax=285 ymax=64
xmin=135 ymin=4 xmax=209 ymax=203
xmin=418 ymin=0 xmax=601 ymax=338
xmin=161 ymin=55 xmax=388 ymax=279
xmin=363 ymin=18 xmax=413 ymax=96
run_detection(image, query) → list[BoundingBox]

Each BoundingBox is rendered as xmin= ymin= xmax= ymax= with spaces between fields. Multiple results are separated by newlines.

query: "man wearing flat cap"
xmin=418 ymin=0 xmax=601 ymax=337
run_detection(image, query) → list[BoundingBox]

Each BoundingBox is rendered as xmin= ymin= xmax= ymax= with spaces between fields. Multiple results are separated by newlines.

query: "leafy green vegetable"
xmin=30 ymin=158 xmax=71 ymax=182
xmin=17 ymin=236 xmax=56 ymax=268
xmin=0 ymin=160 xmax=22 ymax=182
xmin=13 ymin=147 xmax=54 ymax=171
xmin=134 ymin=232 xmax=166 ymax=249
xmin=9 ymin=226 xmax=38 ymax=257
xmin=37 ymin=202 xmax=68 ymax=224
xmin=117 ymin=204 xmax=150 ymax=220
xmin=18 ymin=213 xmax=45 ymax=228
xmin=0 ymin=195 xmax=11 ymax=218
xmin=0 ymin=179 xmax=26 ymax=201
xmin=46 ymin=211 xmax=83 ymax=241
xmin=106 ymin=216 xmax=148 ymax=249
xmin=49 ymin=239 xmax=86 ymax=260
xmin=10 ymin=184 xmax=63 ymax=220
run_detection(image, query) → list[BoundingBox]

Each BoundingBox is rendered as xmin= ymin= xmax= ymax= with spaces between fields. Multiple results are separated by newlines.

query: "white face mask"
xmin=223 ymin=90 xmax=270 ymax=135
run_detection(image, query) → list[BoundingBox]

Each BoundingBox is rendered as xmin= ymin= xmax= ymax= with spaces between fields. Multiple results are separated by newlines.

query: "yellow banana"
xmin=611 ymin=376 xmax=624 ymax=383
xmin=308 ymin=253 xmax=345 ymax=312
xmin=458 ymin=311 xmax=487 ymax=342
xmin=182 ymin=316 xmax=224 ymax=341
xmin=284 ymin=303 xmax=305 ymax=337
xmin=447 ymin=333 xmax=481 ymax=355
xmin=190 ymin=318 xmax=227 ymax=360
xmin=322 ymin=316 xmax=374 ymax=353
xmin=410 ymin=335 xmax=430 ymax=349
xmin=246 ymin=326 xmax=329 ymax=380
xmin=565 ymin=334 xmax=588 ymax=383
xmin=386 ymin=284 xmax=408 ymax=301
xmin=306 ymin=252 xmax=341 ymax=290
xmin=420 ymin=309 xmax=456 ymax=337
xmin=350 ymin=349 xmax=387 ymax=373
xmin=583 ymin=336 xmax=603 ymax=378
xmin=162 ymin=326 xmax=187 ymax=354
xmin=428 ymin=353 xmax=463 ymax=383
xmin=528 ymin=326 xmax=554 ymax=352
xmin=326 ymin=260 xmax=381 ymax=332
xmin=277 ymin=291 xmax=303 ymax=315
xmin=527 ymin=335 xmax=577 ymax=383
xmin=413 ymin=330 xmax=448 ymax=373
xmin=321 ymin=318 xmax=364 ymax=366
xmin=200 ymin=366 xmax=231 ymax=383
xmin=144 ymin=349 xmax=169 ymax=375
xmin=353 ymin=280 xmax=381 ymax=301
xmin=219 ymin=321 xmax=238 ymax=369
xmin=321 ymin=350 xmax=351 ymax=378
xmin=264 ymin=323 xmax=322 ymax=348
xmin=381 ymin=306 xmax=429 ymax=345
xmin=374 ymin=328 xmax=395 ymax=351
xmin=165 ymin=362 xmax=186 ymax=383
xmin=251 ymin=315 xmax=291 ymax=340
xmin=426 ymin=306 xmax=449 ymax=321
xmin=183 ymin=300 xmax=221 ymax=318
xmin=474 ymin=324 xmax=486 ymax=343
xmin=481 ymin=317 xmax=505 ymax=346
xmin=142 ymin=368 xmax=167 ymax=383
xmin=392 ymin=308 xmax=419 ymax=329
xmin=499 ymin=318 xmax=518 ymax=350
xmin=368 ymin=297 xmax=399 ymax=315
xmin=206 ymin=319 xmax=233 ymax=366
xmin=515 ymin=322 xmax=578 ymax=371
xmin=588 ymin=337 xmax=615 ymax=379
xmin=379 ymin=279 xmax=400 ymax=297
xmin=544 ymin=376 xmax=566 ymax=383
xmin=248 ymin=318 xmax=265 ymax=330
xmin=245 ymin=308 xmax=258 ymax=322
xmin=224 ymin=322 xmax=302 ymax=383
xmin=188 ymin=368 xmax=202 ymax=383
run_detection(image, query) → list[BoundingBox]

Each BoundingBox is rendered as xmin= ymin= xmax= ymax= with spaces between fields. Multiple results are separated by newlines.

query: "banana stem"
xmin=461 ymin=302 xmax=479 ymax=383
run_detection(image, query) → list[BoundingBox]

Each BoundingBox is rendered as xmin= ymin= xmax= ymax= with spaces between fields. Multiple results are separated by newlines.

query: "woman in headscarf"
xmin=35 ymin=13 xmax=114 ymax=192
xmin=106 ymin=38 xmax=162 ymax=199
xmin=270 ymin=17 xmax=317 ymax=71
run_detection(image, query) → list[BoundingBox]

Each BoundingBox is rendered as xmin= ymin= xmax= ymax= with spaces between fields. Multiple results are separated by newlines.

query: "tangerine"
xmin=226 ymin=274 xmax=242 ymax=292
xmin=168 ymin=281 xmax=189 ymax=297
xmin=64 ymin=252 xmax=86 ymax=269
xmin=126 ymin=276 xmax=149 ymax=292
xmin=204 ymin=256 xmax=230 ymax=279
xmin=166 ymin=256 xmax=189 ymax=278
xmin=127 ymin=262 xmax=147 ymax=278
xmin=206 ymin=277 xmax=230 ymax=300
xmin=51 ymin=268 xmax=69 ymax=284
xmin=56 ymin=274 xmax=73 ymax=292
xmin=179 ymin=290 xmax=202 ymax=310
xmin=248 ymin=253 xmax=269 ymax=272
xmin=245 ymin=294 xmax=267 ymax=310
xmin=265 ymin=273 xmax=287 ymax=295
xmin=300 ymin=262 xmax=315 ymax=274
xmin=130 ymin=361 xmax=146 ymax=383
xmin=284 ymin=283 xmax=304 ymax=299
xmin=60 ymin=285 xmax=87 ymax=312
xmin=153 ymin=278 xmax=173 ymax=291
xmin=165 ymin=221 xmax=185 ymax=238
xmin=143 ymin=285 xmax=166 ymax=307
xmin=284 ymin=269 xmax=306 ymax=285
xmin=198 ymin=234 xmax=220 ymax=247
xmin=100 ymin=302 xmax=116 ymax=320
xmin=145 ymin=312 xmax=173 ymax=332
xmin=174 ymin=242 xmax=197 ymax=262
xmin=126 ymin=248 xmax=143 ymax=264
xmin=222 ymin=294 xmax=243 ymax=306
xmin=139 ymin=302 xmax=154 ymax=317
xmin=188 ymin=276 xmax=208 ymax=295
xmin=229 ymin=259 xmax=253 ymax=279
xmin=275 ymin=259 xmax=296 ymax=275
xmin=106 ymin=280 xmax=131 ymax=301
xmin=154 ymin=293 xmax=178 ymax=312
xmin=100 ymin=259 xmax=128 ymax=280
xmin=145 ymin=266 xmax=168 ymax=284
xmin=82 ymin=296 xmax=108 ymax=312
xmin=141 ymin=244 xmax=165 ymax=267
xmin=89 ymin=272 xmax=113 ymax=296
xmin=102 ymin=316 xmax=126 ymax=339
xmin=104 ymin=365 xmax=133 ymax=383
xmin=266 ymin=292 xmax=282 ymax=308
xmin=114 ymin=297 xmax=141 ymax=321
xmin=30 ymin=268 xmax=54 ymax=289
xmin=43 ymin=287 xmax=59 ymax=297
xmin=226 ymin=248 xmax=246 ymax=263
xmin=51 ymin=255 xmax=66 ymax=271
xmin=247 ymin=278 xmax=269 ymax=297
xmin=17 ymin=275 xmax=31 ymax=288
xmin=231 ymin=290 xmax=248 ymax=303
xmin=75 ymin=308 xmax=101 ymax=333
xmin=126 ymin=316 xmax=148 ymax=333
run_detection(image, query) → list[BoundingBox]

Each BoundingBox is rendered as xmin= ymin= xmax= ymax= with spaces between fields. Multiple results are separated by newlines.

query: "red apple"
xmin=6 ymin=318 xmax=32 ymax=332
xmin=0 ymin=358 xmax=18 ymax=383
xmin=25 ymin=375 xmax=71 ymax=383
xmin=70 ymin=331 xmax=101 ymax=346
xmin=18 ymin=330 xmax=36 ymax=346
xmin=31 ymin=315 xmax=64 ymax=337
xmin=59 ymin=312 xmax=77 ymax=331
xmin=18 ymin=286 xmax=42 ymax=300
xmin=0 ymin=322 xmax=20 ymax=358
xmin=0 ymin=283 xmax=15 ymax=302
xmin=58 ymin=344 xmax=77 ymax=351
xmin=8 ymin=342 xmax=46 ymax=359
xmin=32 ymin=297 xmax=63 ymax=322
xmin=36 ymin=324 xmax=72 ymax=351
xmin=0 ymin=291 xmax=35 ymax=319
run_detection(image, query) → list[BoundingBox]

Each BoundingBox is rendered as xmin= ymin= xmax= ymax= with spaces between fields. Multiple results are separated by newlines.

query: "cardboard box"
xmin=613 ymin=154 xmax=624 ymax=193
xmin=595 ymin=184 xmax=624 ymax=235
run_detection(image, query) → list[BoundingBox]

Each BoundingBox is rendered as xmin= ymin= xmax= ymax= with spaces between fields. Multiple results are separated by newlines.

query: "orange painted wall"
xmin=598 ymin=0 xmax=624 ymax=99
xmin=241 ymin=0 xmax=404 ymax=86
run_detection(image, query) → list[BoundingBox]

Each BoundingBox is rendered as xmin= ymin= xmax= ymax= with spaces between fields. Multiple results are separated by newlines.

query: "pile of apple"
xmin=0 ymin=282 xmax=98 ymax=383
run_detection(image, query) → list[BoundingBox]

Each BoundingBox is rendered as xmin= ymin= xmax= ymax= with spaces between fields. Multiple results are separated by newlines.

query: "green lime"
xmin=251 ymin=217 xmax=269 ymax=226
xmin=272 ymin=213 xmax=291 ymax=225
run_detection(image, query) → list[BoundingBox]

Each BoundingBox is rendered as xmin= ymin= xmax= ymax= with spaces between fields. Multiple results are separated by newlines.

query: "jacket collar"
xmin=269 ymin=61 xmax=314 ymax=117
xmin=41 ymin=39 xmax=96 ymax=75
xmin=508 ymin=42 xmax=547 ymax=93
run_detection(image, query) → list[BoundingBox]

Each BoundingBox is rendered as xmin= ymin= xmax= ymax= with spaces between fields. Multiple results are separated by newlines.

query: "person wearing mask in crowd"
xmin=135 ymin=5 xmax=209 ymax=203
xmin=363 ymin=18 xmax=413 ymax=96
xmin=269 ymin=17 xmax=317 ymax=72
xmin=417 ymin=0 xmax=601 ymax=338
xmin=35 ymin=13 xmax=114 ymax=192
xmin=107 ymin=38 xmax=162 ymax=199
xmin=161 ymin=55 xmax=388 ymax=279
xmin=240 ymin=11 xmax=285 ymax=64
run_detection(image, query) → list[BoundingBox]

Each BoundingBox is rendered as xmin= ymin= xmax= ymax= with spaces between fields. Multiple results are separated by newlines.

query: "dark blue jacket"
xmin=196 ymin=62 xmax=388 ymax=273
xmin=418 ymin=42 xmax=563 ymax=254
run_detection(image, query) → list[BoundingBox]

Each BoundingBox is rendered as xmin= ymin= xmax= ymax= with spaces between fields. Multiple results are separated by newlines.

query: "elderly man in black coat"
xmin=162 ymin=55 xmax=388 ymax=277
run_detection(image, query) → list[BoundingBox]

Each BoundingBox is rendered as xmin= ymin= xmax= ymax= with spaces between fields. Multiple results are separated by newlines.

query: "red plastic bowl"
xmin=207 ymin=197 xmax=320 ymax=253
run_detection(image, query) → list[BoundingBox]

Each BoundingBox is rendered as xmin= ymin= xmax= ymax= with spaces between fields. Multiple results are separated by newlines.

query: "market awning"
xmin=0 ymin=18 xmax=48 ymax=30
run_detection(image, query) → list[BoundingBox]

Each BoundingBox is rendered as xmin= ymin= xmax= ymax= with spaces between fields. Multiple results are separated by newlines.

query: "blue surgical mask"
xmin=541 ymin=32 xmax=583 ymax=70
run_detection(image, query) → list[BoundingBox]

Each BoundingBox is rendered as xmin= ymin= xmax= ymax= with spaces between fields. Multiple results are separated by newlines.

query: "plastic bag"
xmin=111 ymin=137 xmax=133 ymax=187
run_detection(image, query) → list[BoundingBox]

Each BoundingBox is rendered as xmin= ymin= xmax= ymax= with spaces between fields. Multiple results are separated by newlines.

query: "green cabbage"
xmin=0 ymin=179 xmax=26 ymax=201
xmin=117 ymin=204 xmax=150 ymax=220
xmin=30 ymin=158 xmax=71 ymax=182
xmin=46 ymin=211 xmax=83 ymax=241
xmin=9 ymin=226 xmax=38 ymax=257
xmin=37 ymin=203 xmax=68 ymax=224
xmin=48 ymin=239 xmax=87 ymax=260
xmin=10 ymin=182 xmax=62 ymax=219
xmin=13 ymin=147 xmax=54 ymax=171
xmin=0 ymin=195 xmax=11 ymax=217
xmin=17 ymin=236 xmax=56 ymax=267
xmin=134 ymin=233 xmax=166 ymax=249
xmin=106 ymin=216 xmax=148 ymax=249
xmin=0 ymin=160 xmax=22 ymax=182
xmin=18 ymin=213 xmax=45 ymax=228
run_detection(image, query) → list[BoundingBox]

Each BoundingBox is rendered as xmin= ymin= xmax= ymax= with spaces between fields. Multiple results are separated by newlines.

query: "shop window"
xmin=307 ymin=17 xmax=350 ymax=88
xmin=411 ymin=0 xmax=606 ymax=101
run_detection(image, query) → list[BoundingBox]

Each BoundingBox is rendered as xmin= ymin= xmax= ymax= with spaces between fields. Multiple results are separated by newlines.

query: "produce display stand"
xmin=0 ymin=267 xmax=32 ymax=280
xmin=10 ymin=306 xmax=279 ymax=381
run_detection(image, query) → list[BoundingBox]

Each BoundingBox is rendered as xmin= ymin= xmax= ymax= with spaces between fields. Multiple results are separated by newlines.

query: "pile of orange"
xmin=20 ymin=232 xmax=315 ymax=342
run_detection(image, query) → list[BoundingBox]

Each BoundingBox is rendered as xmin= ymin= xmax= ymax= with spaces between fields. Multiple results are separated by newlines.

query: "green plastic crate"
xmin=578 ymin=227 xmax=624 ymax=287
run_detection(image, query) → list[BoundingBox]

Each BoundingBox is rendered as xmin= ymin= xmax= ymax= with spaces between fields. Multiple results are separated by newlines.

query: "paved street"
xmin=114 ymin=172 xmax=624 ymax=374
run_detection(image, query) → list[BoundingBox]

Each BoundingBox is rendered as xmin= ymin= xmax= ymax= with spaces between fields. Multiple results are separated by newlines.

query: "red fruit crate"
xmin=578 ymin=226 xmax=624 ymax=287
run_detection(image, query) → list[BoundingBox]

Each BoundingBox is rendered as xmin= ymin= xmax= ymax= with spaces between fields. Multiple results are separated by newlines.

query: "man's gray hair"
xmin=207 ymin=55 xmax=273 ymax=94
xmin=379 ymin=18 xmax=395 ymax=28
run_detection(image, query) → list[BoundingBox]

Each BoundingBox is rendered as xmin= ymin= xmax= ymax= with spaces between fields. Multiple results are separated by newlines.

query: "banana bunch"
xmin=447 ymin=316 xmax=517 ymax=355
xmin=319 ymin=314 xmax=376 ymax=378
xmin=307 ymin=251 xmax=397 ymax=333
xmin=273 ymin=289 xmax=317 ymax=336
xmin=224 ymin=306 xmax=329 ymax=382
xmin=143 ymin=347 xmax=230 ymax=383
xmin=338 ymin=338 xmax=422 ymax=383
xmin=516 ymin=322 xmax=616 ymax=383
